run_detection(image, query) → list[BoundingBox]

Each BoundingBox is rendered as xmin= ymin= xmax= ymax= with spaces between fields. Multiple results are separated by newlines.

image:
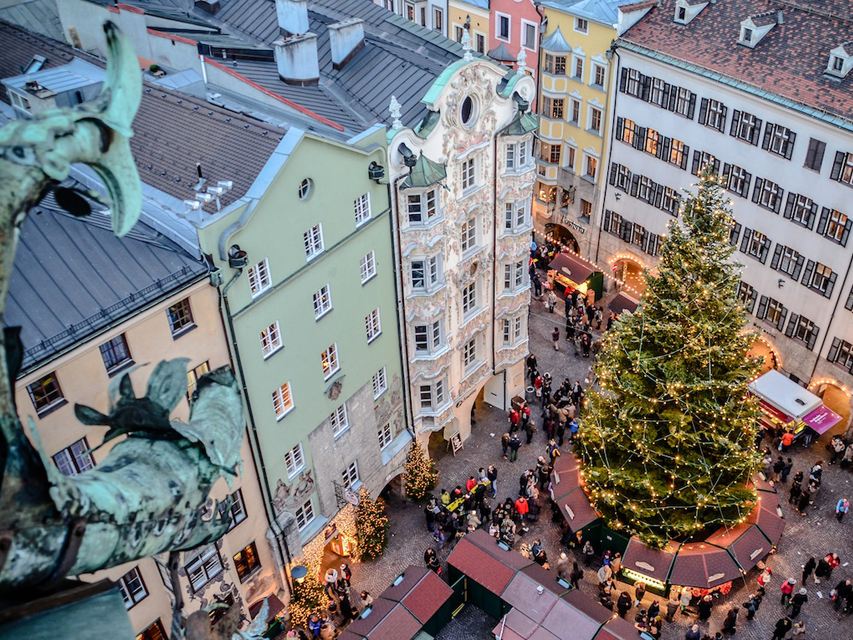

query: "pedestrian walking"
xmin=532 ymin=272 xmax=542 ymax=298
xmin=524 ymin=419 xmax=536 ymax=444
xmin=665 ymin=594 xmax=679 ymax=622
xmin=570 ymin=561 xmax=584 ymax=589
xmin=679 ymin=587 xmax=692 ymax=614
xmin=722 ymin=605 xmax=738 ymax=635
xmin=488 ymin=465 xmax=498 ymax=497
xmin=832 ymin=579 xmax=853 ymax=612
xmin=634 ymin=581 xmax=646 ymax=607
xmin=802 ymin=557 xmax=816 ymax=585
xmin=501 ymin=433 xmax=510 ymax=458
xmin=791 ymin=621 xmax=806 ymax=639
xmin=772 ymin=456 xmax=785 ymax=482
xmin=815 ymin=555 xmax=832 ymax=584
xmin=617 ymin=591 xmax=632 ymax=618
xmin=547 ymin=290 xmax=557 ymax=313
xmin=685 ymin=624 xmax=701 ymax=640
xmin=790 ymin=588 xmax=808 ymax=617
xmin=836 ymin=497 xmax=850 ymax=521
xmin=555 ymin=552 xmax=570 ymax=579
xmin=509 ymin=433 xmax=521 ymax=462
xmin=742 ymin=594 xmax=758 ymax=620
xmin=583 ymin=540 xmax=595 ymax=566
xmin=781 ymin=578 xmax=796 ymax=606
xmin=781 ymin=458 xmax=794 ymax=483
xmin=698 ymin=595 xmax=713 ymax=621
xmin=552 ymin=327 xmax=560 ymax=350
xmin=770 ymin=616 xmax=792 ymax=640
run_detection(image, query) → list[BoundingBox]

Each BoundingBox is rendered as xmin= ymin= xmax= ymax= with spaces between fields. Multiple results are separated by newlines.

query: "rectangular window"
xmin=788 ymin=315 xmax=818 ymax=347
xmin=566 ymin=145 xmax=577 ymax=171
xmin=585 ymin=155 xmax=598 ymax=180
xmin=225 ymin=488 xmax=247 ymax=531
xmin=804 ymin=137 xmax=826 ymax=172
xmin=454 ymin=25 xmax=463 ymax=43
xmin=117 ymin=567 xmax=148 ymax=609
xmin=166 ymin=298 xmax=194 ymax=335
xmin=284 ymin=443 xmax=305 ymax=478
xmin=463 ymin=336 xmax=477 ymax=370
xmin=184 ymin=544 xmax=223 ymax=593
xmin=593 ymin=64 xmax=606 ymax=87
xmin=669 ymin=139 xmax=687 ymax=168
xmin=575 ymin=17 xmax=588 ymax=33
xmin=503 ymin=261 xmax=525 ymax=291
xmin=603 ymin=210 xmax=622 ymax=236
xmin=701 ymin=98 xmax=728 ymax=132
xmin=613 ymin=164 xmax=631 ymax=191
xmin=810 ymin=262 xmax=833 ymax=294
xmin=822 ymin=208 xmax=850 ymax=244
xmin=313 ymin=284 xmax=332 ymax=319
xmin=673 ymin=87 xmax=694 ymax=117
xmin=52 ymin=437 xmax=94 ymax=476
xmin=186 ymin=361 xmax=209 ymax=400
xmin=764 ymin=123 xmax=796 ymax=159
xmin=342 ymin=460 xmax=360 ymax=489
xmin=476 ymin=33 xmax=485 ymax=54
xmin=365 ymin=308 xmax=382 ymax=343
xmin=433 ymin=8 xmax=442 ymax=31
xmin=692 ymin=151 xmax=719 ymax=177
xmin=330 ymin=404 xmax=349 ymax=438
xmin=273 ymin=382 xmax=294 ymax=419
xmin=745 ymin=230 xmax=770 ymax=262
xmin=233 ymin=542 xmax=260 ymax=581
xmin=462 ymin=282 xmax=477 ymax=316
xmin=637 ymin=176 xmax=654 ymax=202
xmin=407 ymin=189 xmax=439 ymax=225
xmin=580 ymin=199 xmax=592 ymax=221
xmin=649 ymin=77 xmax=666 ymax=105
xmin=461 ymin=158 xmax=476 ymax=191
xmin=725 ymin=164 xmax=752 ymax=198
xmin=753 ymin=178 xmax=783 ymax=213
xmin=625 ymin=69 xmax=642 ymax=96
xmin=737 ymin=281 xmax=758 ymax=314
xmin=773 ymin=245 xmax=803 ymax=278
xmin=620 ymin=118 xmax=637 ymax=146
xmin=497 ymin=14 xmax=510 ymax=40
xmin=99 ymin=334 xmax=132 ymax=373
xmin=303 ymin=224 xmax=324 ymax=259
xmin=764 ymin=298 xmax=787 ymax=330
xmin=505 ymin=138 xmax=529 ymax=170
xmin=645 ymin=129 xmax=660 ymax=155
xmin=523 ymin=22 xmax=536 ymax=49
xmin=260 ymin=321 xmax=282 ymax=359
xmin=295 ymin=497 xmax=315 ymax=531
xmin=541 ymin=97 xmax=564 ymax=120
xmin=321 ymin=343 xmax=340 ymax=379
xmin=378 ymin=422 xmax=393 ymax=449
xmin=589 ymin=107 xmax=602 ymax=134
xmin=137 ymin=620 xmax=167 ymax=640
xmin=354 ymin=193 xmax=371 ymax=226
xmin=413 ymin=320 xmax=442 ymax=354
xmin=419 ymin=379 xmax=446 ymax=410
xmin=786 ymin=193 xmax=816 ymax=229
xmin=574 ymin=57 xmax=584 ymax=80
xmin=248 ymin=259 xmax=272 ymax=296
xmin=505 ymin=201 xmax=529 ymax=232
xmin=28 ymin=373 xmax=65 ymax=415
xmin=661 ymin=187 xmax=679 ymax=215
xmin=360 ymin=250 xmax=377 ymax=284
xmin=544 ymin=54 xmax=566 ymax=75
xmin=372 ymin=367 xmax=387 ymax=398
xmin=730 ymin=110 xmax=762 ymax=145
xmin=832 ymin=339 xmax=853 ymax=371
xmin=461 ymin=217 xmax=477 ymax=253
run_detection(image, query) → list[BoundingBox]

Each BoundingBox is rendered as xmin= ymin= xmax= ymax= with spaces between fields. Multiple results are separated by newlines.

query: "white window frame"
xmin=463 ymin=336 xmax=477 ymax=370
xmin=303 ymin=224 xmax=324 ymax=260
xmin=365 ymin=308 xmax=382 ymax=343
xmin=461 ymin=216 xmax=477 ymax=253
xmin=360 ymin=250 xmax=377 ymax=284
xmin=354 ymin=192 xmax=371 ymax=226
xmin=295 ymin=496 xmax=315 ymax=531
xmin=757 ymin=180 xmax=781 ymax=211
xmin=342 ymin=460 xmax=360 ymax=489
xmin=418 ymin=378 xmax=447 ymax=411
xmin=433 ymin=7 xmax=442 ymax=32
xmin=260 ymin=321 xmax=283 ymax=359
xmin=378 ymin=422 xmax=393 ymax=450
xmin=407 ymin=188 xmax=439 ymax=225
xmin=462 ymin=281 xmax=477 ymax=317
xmin=117 ymin=567 xmax=148 ymax=609
xmin=53 ymin=438 xmax=95 ymax=476
xmin=521 ymin=20 xmax=537 ymax=51
xmin=826 ymin=209 xmax=849 ymax=242
xmin=321 ymin=343 xmax=340 ymax=380
xmin=413 ymin=319 xmax=443 ymax=355
xmin=707 ymin=99 xmax=727 ymax=131
xmin=505 ymin=138 xmax=530 ymax=172
xmin=273 ymin=382 xmax=294 ymax=420
xmin=372 ymin=367 xmax=388 ymax=399
xmin=495 ymin=12 xmax=511 ymax=42
xmin=503 ymin=261 xmax=526 ymax=292
xmin=674 ymin=87 xmax=692 ymax=117
xmin=313 ymin=284 xmax=332 ymax=319
xmin=226 ymin=488 xmax=247 ymax=531
xmin=411 ymin=255 xmax=442 ymax=292
xmin=569 ymin=98 xmax=581 ymax=125
xmin=583 ymin=152 xmax=599 ymax=180
xmin=574 ymin=17 xmax=588 ymax=33
xmin=330 ymin=404 xmax=349 ymax=438
xmin=248 ymin=258 xmax=271 ymax=297
xmin=461 ymin=157 xmax=476 ymax=192
xmin=791 ymin=195 xmax=814 ymax=226
xmin=504 ymin=200 xmax=529 ymax=233
xmin=587 ymin=106 xmax=602 ymax=135
xmin=502 ymin=315 xmax=524 ymax=347
xmin=284 ymin=442 xmax=305 ymax=478
xmin=573 ymin=55 xmax=585 ymax=81
xmin=184 ymin=545 xmax=223 ymax=593
xmin=592 ymin=63 xmax=606 ymax=88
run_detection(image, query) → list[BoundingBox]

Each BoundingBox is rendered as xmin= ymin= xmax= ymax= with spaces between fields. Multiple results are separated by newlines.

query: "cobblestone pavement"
xmin=345 ymin=291 xmax=853 ymax=640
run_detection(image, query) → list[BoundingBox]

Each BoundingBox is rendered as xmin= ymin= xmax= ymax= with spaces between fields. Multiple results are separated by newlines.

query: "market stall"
xmin=748 ymin=370 xmax=842 ymax=442
xmin=547 ymin=253 xmax=597 ymax=301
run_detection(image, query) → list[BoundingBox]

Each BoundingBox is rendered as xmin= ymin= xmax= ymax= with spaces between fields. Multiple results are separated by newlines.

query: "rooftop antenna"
xmin=194 ymin=162 xmax=207 ymax=191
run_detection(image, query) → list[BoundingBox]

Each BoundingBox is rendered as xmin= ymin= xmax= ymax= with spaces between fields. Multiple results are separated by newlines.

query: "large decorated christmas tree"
xmin=577 ymin=172 xmax=761 ymax=548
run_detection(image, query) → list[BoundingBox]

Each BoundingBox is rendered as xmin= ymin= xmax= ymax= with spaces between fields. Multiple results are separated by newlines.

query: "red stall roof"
xmin=622 ymin=538 xmax=679 ymax=583
xmin=502 ymin=572 xmax=560 ymax=624
xmin=380 ymin=566 xmax=452 ymax=625
xmin=669 ymin=542 xmax=742 ymax=589
xmin=448 ymin=536 xmax=516 ymax=595
xmin=549 ymin=253 xmax=596 ymax=285
xmin=748 ymin=494 xmax=786 ymax=545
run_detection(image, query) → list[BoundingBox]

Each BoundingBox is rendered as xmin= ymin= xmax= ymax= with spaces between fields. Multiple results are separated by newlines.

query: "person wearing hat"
xmin=790 ymin=588 xmax=809 ymax=618
xmin=780 ymin=578 xmax=796 ymax=606
xmin=771 ymin=616 xmax=792 ymax=640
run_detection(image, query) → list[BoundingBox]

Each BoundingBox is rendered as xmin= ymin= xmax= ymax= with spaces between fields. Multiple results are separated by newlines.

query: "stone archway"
xmin=608 ymin=253 xmax=647 ymax=296
xmin=747 ymin=337 xmax=780 ymax=375
xmin=545 ymin=222 xmax=580 ymax=254
xmin=809 ymin=380 xmax=852 ymax=438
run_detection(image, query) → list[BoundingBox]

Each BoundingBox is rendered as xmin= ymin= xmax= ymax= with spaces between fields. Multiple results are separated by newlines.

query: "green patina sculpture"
xmin=0 ymin=22 xmax=246 ymax=631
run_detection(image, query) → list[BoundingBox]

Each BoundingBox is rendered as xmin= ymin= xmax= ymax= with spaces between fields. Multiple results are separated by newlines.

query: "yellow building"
xmin=535 ymin=1 xmax=629 ymax=259
xmin=10 ymin=204 xmax=282 ymax=639
xmin=447 ymin=0 xmax=490 ymax=53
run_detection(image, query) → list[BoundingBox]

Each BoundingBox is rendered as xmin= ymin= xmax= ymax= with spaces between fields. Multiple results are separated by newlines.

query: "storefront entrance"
xmin=747 ymin=338 xmax=779 ymax=375
xmin=544 ymin=223 xmax=579 ymax=254
xmin=812 ymin=381 xmax=852 ymax=438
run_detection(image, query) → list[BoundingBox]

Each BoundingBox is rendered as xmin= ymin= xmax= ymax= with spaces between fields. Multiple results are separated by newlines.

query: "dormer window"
xmin=674 ymin=0 xmax=709 ymax=26
xmin=738 ymin=12 xmax=780 ymax=49
xmin=825 ymin=44 xmax=853 ymax=79
xmin=741 ymin=27 xmax=753 ymax=44
xmin=677 ymin=7 xmax=686 ymax=22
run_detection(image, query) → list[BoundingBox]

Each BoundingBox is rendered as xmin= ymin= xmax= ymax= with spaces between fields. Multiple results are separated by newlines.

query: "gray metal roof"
xmin=2 ymin=57 xmax=104 ymax=93
xmin=5 ymin=192 xmax=210 ymax=372
xmin=0 ymin=0 xmax=63 ymax=43
xmin=541 ymin=0 xmax=638 ymax=26
xmin=541 ymin=27 xmax=573 ymax=53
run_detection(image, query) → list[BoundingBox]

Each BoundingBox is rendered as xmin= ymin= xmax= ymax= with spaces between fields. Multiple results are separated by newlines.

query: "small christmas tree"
xmin=287 ymin=573 xmax=326 ymax=629
xmin=355 ymin=486 xmax=389 ymax=561
xmin=576 ymin=170 xmax=761 ymax=549
xmin=404 ymin=442 xmax=438 ymax=502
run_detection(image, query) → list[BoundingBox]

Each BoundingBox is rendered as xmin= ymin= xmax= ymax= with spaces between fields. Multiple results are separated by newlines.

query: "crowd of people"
xmin=290 ymin=563 xmax=375 ymax=639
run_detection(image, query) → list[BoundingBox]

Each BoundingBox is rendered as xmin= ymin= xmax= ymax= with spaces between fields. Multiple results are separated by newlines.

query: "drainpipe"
xmin=535 ymin=3 xmax=547 ymax=114
xmin=808 ymin=248 xmax=853 ymax=387
xmin=595 ymin=43 xmax=620 ymax=268
xmin=216 ymin=266 xmax=293 ymax=595
xmin=491 ymin=128 xmax=500 ymax=393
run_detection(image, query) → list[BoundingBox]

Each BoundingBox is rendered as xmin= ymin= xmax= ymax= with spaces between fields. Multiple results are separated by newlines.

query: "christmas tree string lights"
xmin=355 ymin=486 xmax=390 ymax=561
xmin=403 ymin=442 xmax=438 ymax=502
xmin=576 ymin=169 xmax=762 ymax=549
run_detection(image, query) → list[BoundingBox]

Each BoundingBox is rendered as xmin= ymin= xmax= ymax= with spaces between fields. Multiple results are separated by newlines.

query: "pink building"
xmin=489 ymin=0 xmax=541 ymax=83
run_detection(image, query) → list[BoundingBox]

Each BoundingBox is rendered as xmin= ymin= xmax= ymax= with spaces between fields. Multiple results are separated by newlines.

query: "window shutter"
xmin=692 ymin=150 xmax=701 ymax=175
xmin=774 ymin=188 xmax=784 ymax=213
xmin=804 ymin=140 xmax=816 ymax=168
xmin=681 ymin=145 xmax=690 ymax=170
xmin=807 ymin=202 xmax=817 ymax=229
xmin=630 ymin=174 xmax=640 ymax=196
xmin=641 ymin=76 xmax=651 ymax=101
xmin=640 ymin=229 xmax=650 ymax=252
xmin=609 ymin=162 xmax=619 ymax=186
xmin=659 ymin=137 xmax=671 ymax=161
xmin=784 ymin=131 xmax=796 ymax=160
xmin=770 ymin=244 xmax=782 ymax=270
xmin=751 ymin=177 xmax=764 ymax=204
xmin=638 ymin=227 xmax=647 ymax=247
xmin=776 ymin=306 xmax=788 ymax=331
xmin=829 ymin=337 xmax=842 ymax=363
xmin=760 ymin=237 xmax=771 ymax=264
xmin=722 ymin=163 xmax=732 ymax=186
xmin=792 ymin=254 xmax=804 ymax=281
xmin=749 ymin=289 xmax=758 ymax=313
xmin=756 ymin=295 xmax=768 ymax=319
xmin=730 ymin=222 xmax=742 ymax=246
xmin=667 ymin=86 xmax=677 ymax=112
xmin=713 ymin=158 xmax=721 ymax=173
xmin=687 ymin=93 xmax=696 ymax=119
xmin=743 ymin=171 xmax=752 ymax=196
xmin=841 ymin=218 xmax=851 ymax=247
xmin=784 ymin=311 xmax=797 ymax=336
xmin=621 ymin=220 xmax=634 ymax=241
xmin=634 ymin=127 xmax=647 ymax=150
xmin=807 ymin=325 xmax=819 ymax=351
xmin=619 ymin=67 xmax=628 ymax=93
xmin=698 ymin=98 xmax=709 ymax=125
xmin=801 ymin=259 xmax=815 ymax=286
xmin=661 ymin=82 xmax=671 ymax=107
xmin=817 ymin=207 xmax=830 ymax=236
xmin=730 ymin=110 xmax=742 ymax=137
xmin=783 ymin=192 xmax=795 ymax=219
xmin=826 ymin=271 xmax=838 ymax=298
xmin=761 ymin=123 xmax=773 ymax=150
xmin=603 ymin=209 xmax=611 ymax=232
xmin=847 ymin=287 xmax=853 ymax=311
xmin=812 ymin=139 xmax=826 ymax=171
xmin=740 ymin=227 xmax=752 ymax=253
xmin=654 ymin=184 xmax=664 ymax=208
xmin=830 ymin=151 xmax=845 ymax=181
xmin=750 ymin=119 xmax=763 ymax=146
xmin=615 ymin=117 xmax=624 ymax=141
xmin=720 ymin=105 xmax=728 ymax=130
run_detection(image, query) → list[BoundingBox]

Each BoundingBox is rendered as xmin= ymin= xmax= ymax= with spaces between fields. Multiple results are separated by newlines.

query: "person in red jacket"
xmin=780 ymin=578 xmax=795 ymax=606
xmin=509 ymin=408 xmax=520 ymax=432
xmin=515 ymin=496 xmax=529 ymax=520
xmin=466 ymin=476 xmax=477 ymax=492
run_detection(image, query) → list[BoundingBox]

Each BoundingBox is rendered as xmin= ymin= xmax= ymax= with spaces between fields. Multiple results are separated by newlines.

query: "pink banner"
xmin=803 ymin=405 xmax=842 ymax=434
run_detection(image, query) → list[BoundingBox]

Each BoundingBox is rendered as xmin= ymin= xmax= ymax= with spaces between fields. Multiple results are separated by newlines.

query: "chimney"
xmin=194 ymin=0 xmax=220 ymax=14
xmin=275 ymin=0 xmax=309 ymax=35
xmin=777 ymin=11 xmax=784 ymax=24
xmin=274 ymin=33 xmax=320 ymax=85
xmin=329 ymin=19 xmax=365 ymax=70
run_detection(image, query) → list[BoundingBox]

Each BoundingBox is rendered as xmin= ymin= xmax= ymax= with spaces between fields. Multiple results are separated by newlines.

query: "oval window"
xmin=461 ymin=96 xmax=476 ymax=127
xmin=298 ymin=178 xmax=313 ymax=200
